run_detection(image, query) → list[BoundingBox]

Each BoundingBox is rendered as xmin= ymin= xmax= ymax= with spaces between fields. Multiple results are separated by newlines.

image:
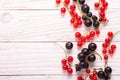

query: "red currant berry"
xmin=89 ymin=74 xmax=94 ymax=80
xmin=61 ymin=7 xmax=66 ymax=14
xmin=70 ymin=10 xmax=74 ymax=15
xmin=64 ymin=0 xmax=70 ymax=5
xmin=90 ymin=31 xmax=95 ymax=38
xmin=100 ymin=12 xmax=105 ymax=18
xmin=108 ymin=32 xmax=113 ymax=38
xmin=105 ymin=38 xmax=111 ymax=44
xmin=102 ymin=43 xmax=108 ymax=48
xmin=102 ymin=17 xmax=107 ymax=23
xmin=102 ymin=49 xmax=107 ymax=54
xmin=86 ymin=34 xmax=91 ymax=41
xmin=67 ymin=67 xmax=73 ymax=74
xmin=77 ymin=76 xmax=83 ymax=80
xmin=104 ymin=54 xmax=108 ymax=61
xmin=70 ymin=18 xmax=74 ymax=24
xmin=108 ymin=49 xmax=114 ymax=54
xmin=93 ymin=70 xmax=97 ymax=75
xmin=62 ymin=65 xmax=68 ymax=70
xmin=68 ymin=56 xmax=73 ymax=62
xmin=103 ymin=2 xmax=108 ymax=8
xmin=73 ymin=12 xmax=78 ymax=19
xmin=75 ymin=32 xmax=81 ymax=38
xmin=100 ymin=6 xmax=105 ymax=12
xmin=101 ymin=0 xmax=105 ymax=3
xmin=95 ymin=29 xmax=100 ymax=35
xmin=86 ymin=68 xmax=90 ymax=74
xmin=77 ymin=41 xmax=83 ymax=47
xmin=81 ymin=36 xmax=86 ymax=42
xmin=111 ymin=44 xmax=116 ymax=50
xmin=77 ymin=16 xmax=81 ymax=21
xmin=73 ymin=22 xmax=79 ymax=28
xmin=56 ymin=0 xmax=61 ymax=5
xmin=93 ymin=77 xmax=97 ymax=80
xmin=94 ymin=2 xmax=99 ymax=9
xmin=78 ymin=20 xmax=82 ymax=26
xmin=70 ymin=4 xmax=76 ymax=11
xmin=61 ymin=59 xmax=67 ymax=65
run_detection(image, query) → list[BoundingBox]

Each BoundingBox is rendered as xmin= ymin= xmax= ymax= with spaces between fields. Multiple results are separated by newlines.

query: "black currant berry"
xmin=105 ymin=67 xmax=112 ymax=74
xmin=87 ymin=12 xmax=92 ymax=17
xmin=75 ymin=64 xmax=81 ymax=71
xmin=81 ymin=4 xmax=90 ymax=13
xmin=88 ymin=43 xmax=97 ymax=51
xmin=88 ymin=54 xmax=96 ymax=62
xmin=92 ymin=15 xmax=98 ymax=21
xmin=81 ymin=48 xmax=89 ymax=55
xmin=93 ymin=21 xmax=100 ymax=28
xmin=65 ymin=42 xmax=73 ymax=49
xmin=78 ymin=53 xmax=86 ymax=61
xmin=79 ymin=62 xmax=89 ymax=69
xmin=97 ymin=71 xmax=105 ymax=79
xmin=84 ymin=19 xmax=92 ymax=27
xmin=79 ymin=0 xmax=85 ymax=4
xmin=82 ymin=15 xmax=87 ymax=20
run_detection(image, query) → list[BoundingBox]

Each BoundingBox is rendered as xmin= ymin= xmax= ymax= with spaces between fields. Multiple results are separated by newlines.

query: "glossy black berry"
xmin=65 ymin=42 xmax=73 ymax=49
xmin=79 ymin=0 xmax=85 ymax=4
xmin=88 ymin=43 xmax=97 ymax=51
xmin=84 ymin=19 xmax=92 ymax=27
xmin=81 ymin=48 xmax=89 ymax=55
xmin=93 ymin=21 xmax=100 ymax=28
xmin=92 ymin=15 xmax=98 ymax=21
xmin=97 ymin=71 xmax=105 ymax=79
xmin=87 ymin=12 xmax=92 ymax=17
xmin=82 ymin=15 xmax=87 ymax=20
xmin=81 ymin=4 xmax=90 ymax=13
xmin=78 ymin=53 xmax=86 ymax=61
xmin=88 ymin=54 xmax=96 ymax=62
xmin=105 ymin=67 xmax=112 ymax=74
xmin=75 ymin=64 xmax=81 ymax=71
xmin=79 ymin=62 xmax=89 ymax=69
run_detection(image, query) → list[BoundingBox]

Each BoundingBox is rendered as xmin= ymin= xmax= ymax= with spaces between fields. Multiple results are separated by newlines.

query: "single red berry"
xmin=86 ymin=68 xmax=90 ymax=74
xmin=100 ymin=12 xmax=105 ymax=18
xmin=86 ymin=34 xmax=91 ymax=41
xmin=105 ymin=38 xmax=111 ymax=44
xmin=77 ymin=76 xmax=83 ymax=80
xmin=95 ymin=29 xmax=100 ymax=35
xmin=67 ymin=67 xmax=73 ymax=74
xmin=75 ymin=32 xmax=81 ymax=38
xmin=70 ymin=4 xmax=76 ymax=11
xmin=67 ymin=56 xmax=73 ymax=62
xmin=70 ymin=18 xmax=75 ymax=24
xmin=77 ymin=41 xmax=83 ymax=47
xmin=93 ymin=77 xmax=97 ymax=80
xmin=64 ymin=0 xmax=70 ymax=5
xmin=73 ymin=22 xmax=79 ymax=28
xmin=101 ymin=0 xmax=105 ymax=3
xmin=61 ymin=59 xmax=67 ymax=65
xmin=94 ymin=2 xmax=99 ymax=9
xmin=78 ymin=20 xmax=82 ymax=26
xmin=102 ymin=43 xmax=108 ymax=48
xmin=108 ymin=49 xmax=114 ymax=54
xmin=62 ymin=65 xmax=68 ymax=70
xmin=111 ymin=44 xmax=116 ymax=50
xmin=100 ymin=6 xmax=105 ymax=12
xmin=108 ymin=32 xmax=113 ymax=38
xmin=90 ymin=31 xmax=95 ymax=38
xmin=102 ymin=49 xmax=107 ymax=54
xmin=61 ymin=7 xmax=66 ymax=14
xmin=103 ymin=2 xmax=108 ymax=8
xmin=56 ymin=0 xmax=61 ymax=5
xmin=102 ymin=17 xmax=107 ymax=23
xmin=104 ymin=54 xmax=108 ymax=61
xmin=77 ymin=16 xmax=81 ymax=21
xmin=73 ymin=12 xmax=78 ymax=19
xmin=81 ymin=36 xmax=86 ymax=42
xmin=93 ymin=70 xmax=97 ymax=75
xmin=89 ymin=74 xmax=94 ymax=80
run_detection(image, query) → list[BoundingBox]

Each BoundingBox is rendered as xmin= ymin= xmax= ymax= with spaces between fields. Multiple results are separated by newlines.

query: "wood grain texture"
xmin=0 ymin=0 xmax=119 ymax=80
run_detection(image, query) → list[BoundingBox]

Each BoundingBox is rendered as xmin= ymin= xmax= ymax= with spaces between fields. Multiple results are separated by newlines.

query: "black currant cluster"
xmin=76 ymin=43 xmax=97 ymax=71
xmin=97 ymin=66 xmax=112 ymax=80
xmin=73 ymin=0 xmax=100 ymax=28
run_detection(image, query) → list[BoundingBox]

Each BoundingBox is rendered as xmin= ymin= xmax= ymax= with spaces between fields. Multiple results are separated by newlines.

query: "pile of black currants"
xmin=76 ymin=43 xmax=97 ymax=71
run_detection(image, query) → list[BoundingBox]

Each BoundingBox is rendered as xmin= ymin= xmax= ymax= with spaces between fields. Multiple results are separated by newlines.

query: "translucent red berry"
xmin=102 ymin=17 xmax=107 ymax=23
xmin=104 ymin=54 xmax=108 ymax=61
xmin=56 ymin=0 xmax=61 ymax=5
xmin=111 ymin=44 xmax=116 ymax=50
xmin=70 ymin=18 xmax=74 ymax=24
xmin=108 ymin=32 xmax=113 ymax=38
xmin=75 ymin=32 xmax=81 ymax=38
xmin=100 ymin=12 xmax=105 ymax=18
xmin=89 ymin=74 xmax=94 ymax=80
xmin=64 ymin=0 xmax=70 ymax=5
xmin=94 ymin=2 xmax=99 ymax=9
xmin=77 ymin=41 xmax=83 ymax=47
xmin=95 ymin=29 xmax=100 ymax=35
xmin=77 ymin=76 xmax=83 ymax=80
xmin=93 ymin=70 xmax=97 ymax=75
xmin=103 ymin=2 xmax=108 ymax=8
xmin=102 ymin=43 xmax=108 ymax=48
xmin=61 ymin=59 xmax=67 ymax=65
xmin=67 ymin=67 xmax=73 ymax=74
xmin=78 ymin=20 xmax=82 ymax=26
xmin=61 ymin=7 xmax=66 ymax=14
xmin=86 ymin=68 xmax=90 ymax=74
xmin=70 ymin=4 xmax=76 ymax=11
xmin=73 ymin=22 xmax=79 ymax=28
xmin=90 ymin=31 xmax=95 ymax=38
xmin=102 ymin=49 xmax=107 ymax=54
xmin=68 ymin=56 xmax=73 ymax=62
xmin=81 ymin=36 xmax=86 ymax=42
xmin=62 ymin=65 xmax=68 ymax=70
xmin=100 ymin=6 xmax=105 ymax=12
xmin=105 ymin=38 xmax=111 ymax=44
xmin=108 ymin=49 xmax=114 ymax=54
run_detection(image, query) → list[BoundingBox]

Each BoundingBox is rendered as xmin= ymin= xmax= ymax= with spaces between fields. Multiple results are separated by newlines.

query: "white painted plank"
xmin=0 ymin=0 xmax=119 ymax=9
xmin=0 ymin=42 xmax=119 ymax=75
xmin=0 ymin=9 xmax=119 ymax=41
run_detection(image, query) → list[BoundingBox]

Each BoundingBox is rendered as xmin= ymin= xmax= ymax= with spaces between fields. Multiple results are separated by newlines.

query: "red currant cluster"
xmin=94 ymin=0 xmax=108 ymax=23
xmin=75 ymin=30 xmax=100 ymax=47
xmin=102 ymin=32 xmax=117 ymax=61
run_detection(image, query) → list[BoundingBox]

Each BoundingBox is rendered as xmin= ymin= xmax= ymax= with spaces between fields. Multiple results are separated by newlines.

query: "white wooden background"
xmin=0 ymin=0 xmax=119 ymax=80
